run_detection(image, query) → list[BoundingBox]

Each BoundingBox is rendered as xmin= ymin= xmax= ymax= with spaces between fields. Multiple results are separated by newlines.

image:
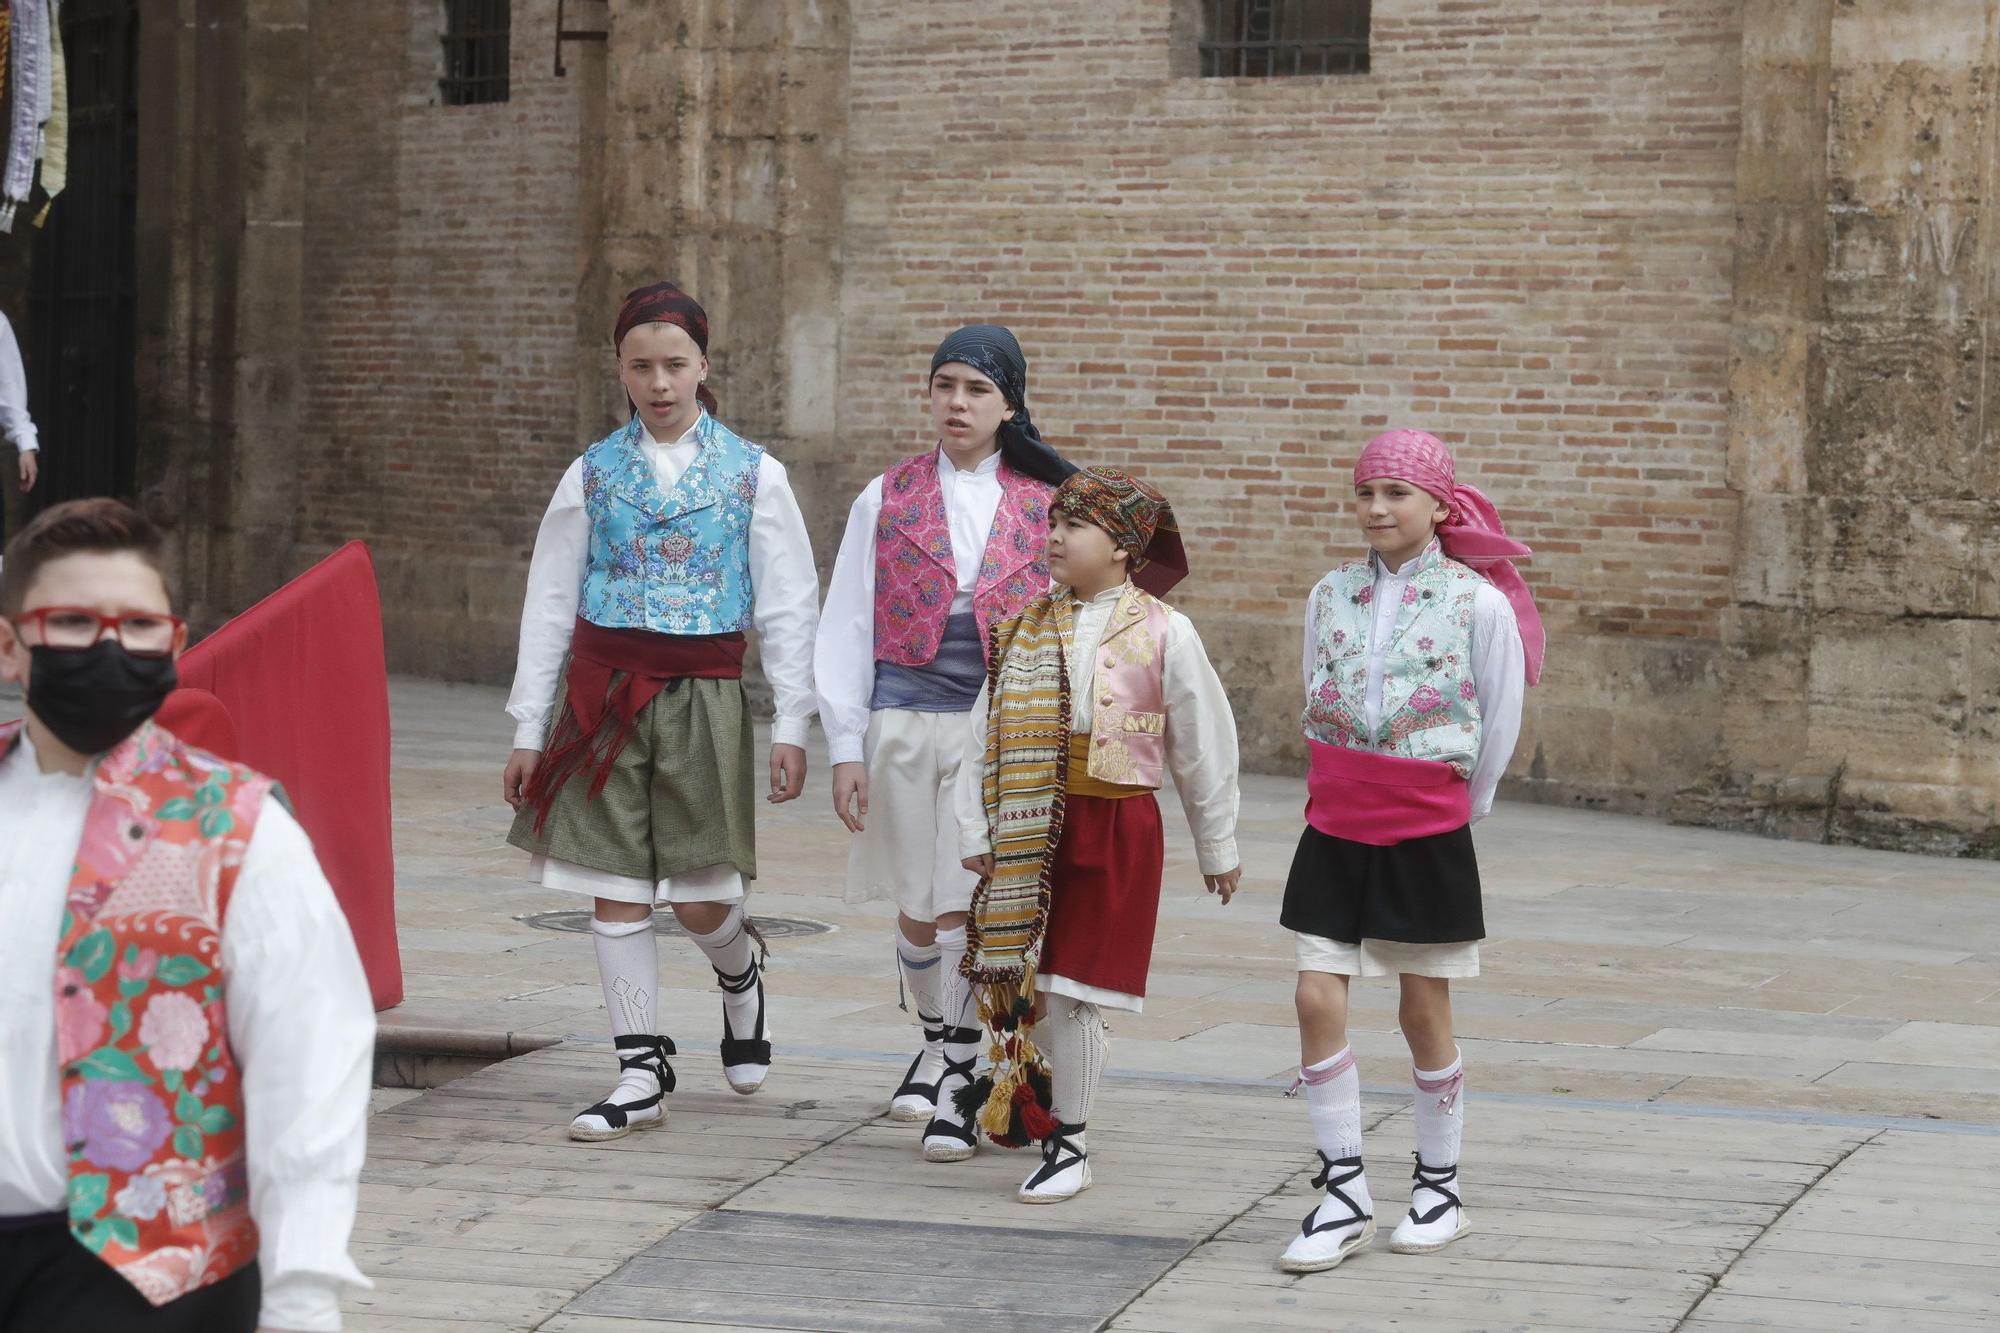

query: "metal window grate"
xmin=440 ymin=0 xmax=510 ymax=105
xmin=1198 ymin=0 xmax=1370 ymax=78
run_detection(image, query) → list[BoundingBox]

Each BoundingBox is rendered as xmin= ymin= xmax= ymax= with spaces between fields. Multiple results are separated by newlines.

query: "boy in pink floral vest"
xmin=814 ymin=326 xmax=1075 ymax=1161
xmin=0 ymin=499 xmax=374 ymax=1332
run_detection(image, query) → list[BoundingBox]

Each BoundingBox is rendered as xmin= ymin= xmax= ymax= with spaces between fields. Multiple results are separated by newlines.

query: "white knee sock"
xmin=1412 ymin=1050 xmax=1464 ymax=1166
xmin=896 ymin=923 xmax=945 ymax=1080
xmin=593 ymin=916 xmax=661 ymax=1102
xmin=935 ymin=925 xmax=973 ymax=1032
xmin=1041 ymin=996 xmax=1107 ymax=1129
xmin=1301 ymin=1046 xmax=1370 ymax=1213
xmin=931 ymin=925 xmax=977 ymax=1128
xmin=686 ymin=905 xmax=762 ymax=1040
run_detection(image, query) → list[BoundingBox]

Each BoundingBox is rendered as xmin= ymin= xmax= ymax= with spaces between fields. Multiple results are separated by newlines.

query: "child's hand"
xmin=962 ymin=852 xmax=995 ymax=878
xmin=831 ymin=761 xmax=869 ymax=831
xmin=1204 ymin=867 xmax=1242 ymax=905
xmin=502 ymin=748 xmax=540 ymax=810
xmin=768 ymin=743 xmax=808 ymax=803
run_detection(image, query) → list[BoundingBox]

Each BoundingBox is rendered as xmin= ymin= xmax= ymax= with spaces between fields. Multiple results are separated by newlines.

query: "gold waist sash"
xmin=1064 ymin=733 xmax=1154 ymax=800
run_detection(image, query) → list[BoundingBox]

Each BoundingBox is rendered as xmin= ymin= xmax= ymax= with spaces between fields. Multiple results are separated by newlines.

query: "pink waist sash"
xmin=1305 ymin=741 xmax=1469 ymax=847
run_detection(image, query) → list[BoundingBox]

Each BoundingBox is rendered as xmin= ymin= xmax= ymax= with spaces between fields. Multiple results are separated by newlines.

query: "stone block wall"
xmin=832 ymin=0 xmax=1746 ymax=807
xmin=76 ymin=0 xmax=1996 ymax=852
xmin=291 ymin=0 xmax=590 ymax=682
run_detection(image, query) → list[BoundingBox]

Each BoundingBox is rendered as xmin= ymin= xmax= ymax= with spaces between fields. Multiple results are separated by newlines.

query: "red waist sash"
xmin=523 ymin=619 xmax=746 ymax=831
xmin=1304 ymin=740 xmax=1469 ymax=847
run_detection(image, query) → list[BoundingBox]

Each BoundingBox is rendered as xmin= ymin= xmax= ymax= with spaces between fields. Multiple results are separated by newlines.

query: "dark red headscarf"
xmin=614 ymin=281 xmax=718 ymax=414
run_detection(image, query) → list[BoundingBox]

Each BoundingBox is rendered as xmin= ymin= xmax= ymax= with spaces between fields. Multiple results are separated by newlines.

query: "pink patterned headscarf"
xmin=1354 ymin=429 xmax=1545 ymax=685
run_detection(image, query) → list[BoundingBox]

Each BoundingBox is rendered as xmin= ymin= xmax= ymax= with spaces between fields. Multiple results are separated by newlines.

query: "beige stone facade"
xmin=1 ymin=1 xmax=1992 ymax=855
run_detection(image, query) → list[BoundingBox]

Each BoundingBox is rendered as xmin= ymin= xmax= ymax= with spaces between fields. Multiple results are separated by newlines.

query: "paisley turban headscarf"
xmin=1051 ymin=466 xmax=1189 ymax=597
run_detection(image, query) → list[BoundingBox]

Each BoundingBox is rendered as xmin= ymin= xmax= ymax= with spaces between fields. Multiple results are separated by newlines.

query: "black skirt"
xmin=1280 ymin=823 xmax=1485 ymax=945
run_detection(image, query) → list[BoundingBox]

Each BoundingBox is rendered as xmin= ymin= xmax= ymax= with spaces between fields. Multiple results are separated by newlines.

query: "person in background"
xmin=1 ymin=312 xmax=38 ymax=493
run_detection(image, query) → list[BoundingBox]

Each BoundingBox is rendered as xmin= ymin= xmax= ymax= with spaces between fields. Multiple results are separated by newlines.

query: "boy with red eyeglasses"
xmin=0 ymin=498 xmax=374 ymax=1333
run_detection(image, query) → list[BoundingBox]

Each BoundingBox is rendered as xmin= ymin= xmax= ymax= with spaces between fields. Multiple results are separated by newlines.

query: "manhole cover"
xmin=515 ymin=911 xmax=835 ymax=940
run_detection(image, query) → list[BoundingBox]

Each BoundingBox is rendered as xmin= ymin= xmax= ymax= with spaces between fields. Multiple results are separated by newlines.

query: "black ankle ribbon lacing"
xmin=1406 ymin=1153 xmax=1461 ymax=1226
xmin=922 ymin=1026 xmax=983 ymax=1146
xmin=715 ymin=953 xmax=771 ymax=1066
xmin=1301 ymin=1150 xmax=1371 ymax=1237
xmin=892 ymin=1030 xmax=943 ymax=1103
xmin=580 ymin=1033 xmax=677 ymax=1129
xmin=1023 ymin=1120 xmax=1087 ymax=1190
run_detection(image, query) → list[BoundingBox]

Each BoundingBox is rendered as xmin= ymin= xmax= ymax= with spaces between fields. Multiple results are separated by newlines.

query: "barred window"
xmin=440 ymin=0 xmax=510 ymax=106
xmin=1197 ymin=0 xmax=1370 ymax=78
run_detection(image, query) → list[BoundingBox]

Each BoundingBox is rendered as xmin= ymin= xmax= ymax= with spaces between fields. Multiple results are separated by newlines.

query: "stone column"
xmin=595 ymin=0 xmax=848 ymax=482
xmin=1697 ymin=0 xmax=2000 ymax=853
xmin=593 ymin=1 xmax=851 ymax=710
xmin=135 ymin=0 xmax=309 ymax=633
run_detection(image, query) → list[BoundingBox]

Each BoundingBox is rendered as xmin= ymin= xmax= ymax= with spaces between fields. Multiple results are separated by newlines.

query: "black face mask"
xmin=27 ymin=640 xmax=179 ymax=756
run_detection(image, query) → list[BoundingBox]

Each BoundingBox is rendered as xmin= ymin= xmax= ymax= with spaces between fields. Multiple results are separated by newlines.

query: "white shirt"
xmin=815 ymin=448 xmax=1007 ymax=766
xmin=1302 ymin=552 xmax=1526 ymax=820
xmin=0 ymin=731 xmax=374 ymax=1332
xmin=0 ymin=312 xmax=37 ymax=453
xmin=956 ymin=584 xmax=1241 ymax=877
xmin=505 ymin=414 xmax=821 ymax=752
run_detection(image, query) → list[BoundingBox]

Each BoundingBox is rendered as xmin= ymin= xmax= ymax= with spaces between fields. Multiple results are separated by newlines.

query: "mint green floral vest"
xmin=1302 ymin=542 xmax=1486 ymax=776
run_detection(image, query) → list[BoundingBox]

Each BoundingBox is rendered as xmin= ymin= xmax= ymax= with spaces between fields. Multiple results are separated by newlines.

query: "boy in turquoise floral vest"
xmin=501 ymin=282 xmax=821 ymax=1142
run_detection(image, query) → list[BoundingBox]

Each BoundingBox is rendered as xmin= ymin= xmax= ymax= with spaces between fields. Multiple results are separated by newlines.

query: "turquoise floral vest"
xmin=580 ymin=413 xmax=763 ymax=635
xmin=1302 ymin=542 xmax=1486 ymax=776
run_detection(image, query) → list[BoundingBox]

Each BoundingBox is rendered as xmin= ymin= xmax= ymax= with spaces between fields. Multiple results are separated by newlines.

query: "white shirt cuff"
xmin=1196 ymin=838 xmax=1239 ymax=879
xmin=771 ymin=716 xmax=812 ymax=750
xmin=260 ymin=1273 xmax=348 ymax=1332
xmin=959 ymin=822 xmax=992 ymax=860
xmin=14 ymin=442 xmax=36 ymax=453
xmin=511 ymin=717 xmax=548 ymax=751
xmin=257 ymin=1180 xmax=371 ymax=1330
xmin=827 ymin=734 xmax=866 ymax=767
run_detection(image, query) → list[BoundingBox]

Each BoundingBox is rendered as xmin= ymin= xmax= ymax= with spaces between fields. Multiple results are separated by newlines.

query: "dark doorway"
xmin=26 ymin=0 xmax=138 ymax=512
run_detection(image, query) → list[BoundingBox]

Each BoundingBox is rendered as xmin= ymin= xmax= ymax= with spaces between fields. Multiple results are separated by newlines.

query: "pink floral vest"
xmin=1079 ymin=583 xmax=1173 ymax=789
xmin=4 ymin=719 xmax=271 ymax=1306
xmin=874 ymin=451 xmax=1054 ymax=666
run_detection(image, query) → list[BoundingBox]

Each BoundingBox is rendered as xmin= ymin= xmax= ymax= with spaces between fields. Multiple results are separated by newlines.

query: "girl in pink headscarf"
xmin=1276 ymin=429 xmax=1542 ymax=1275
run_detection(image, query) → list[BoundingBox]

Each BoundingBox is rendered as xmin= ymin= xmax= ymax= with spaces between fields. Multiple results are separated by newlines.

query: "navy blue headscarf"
xmin=929 ymin=325 xmax=1077 ymax=487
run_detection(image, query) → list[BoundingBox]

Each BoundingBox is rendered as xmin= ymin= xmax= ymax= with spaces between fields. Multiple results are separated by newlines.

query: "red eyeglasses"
xmin=11 ymin=607 xmax=186 ymax=658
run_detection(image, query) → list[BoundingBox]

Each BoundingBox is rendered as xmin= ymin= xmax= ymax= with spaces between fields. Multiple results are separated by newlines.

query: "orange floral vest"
xmin=5 ymin=719 xmax=272 ymax=1306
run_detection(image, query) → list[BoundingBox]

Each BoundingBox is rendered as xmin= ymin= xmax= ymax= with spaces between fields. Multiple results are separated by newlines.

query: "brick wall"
xmin=831 ymin=0 xmax=1744 ymax=801
xmin=297 ymin=0 xmax=588 ymax=680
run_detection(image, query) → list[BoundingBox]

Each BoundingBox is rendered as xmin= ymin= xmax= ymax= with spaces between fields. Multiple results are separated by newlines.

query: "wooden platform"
xmin=343 ymin=1043 xmax=2000 ymax=1332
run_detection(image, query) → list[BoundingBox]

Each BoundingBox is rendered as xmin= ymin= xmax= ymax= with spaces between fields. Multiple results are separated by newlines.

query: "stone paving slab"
xmin=345 ymin=1041 xmax=2000 ymax=1333
xmin=300 ymin=677 xmax=2000 ymax=1328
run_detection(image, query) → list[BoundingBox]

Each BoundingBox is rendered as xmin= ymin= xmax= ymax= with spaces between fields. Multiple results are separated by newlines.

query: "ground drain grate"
xmin=515 ymin=910 xmax=836 ymax=940
xmin=563 ymin=1209 xmax=1189 ymax=1331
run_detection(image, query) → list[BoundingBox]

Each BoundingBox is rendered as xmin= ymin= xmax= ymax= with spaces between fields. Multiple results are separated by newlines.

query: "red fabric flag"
xmin=165 ymin=542 xmax=403 ymax=1009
